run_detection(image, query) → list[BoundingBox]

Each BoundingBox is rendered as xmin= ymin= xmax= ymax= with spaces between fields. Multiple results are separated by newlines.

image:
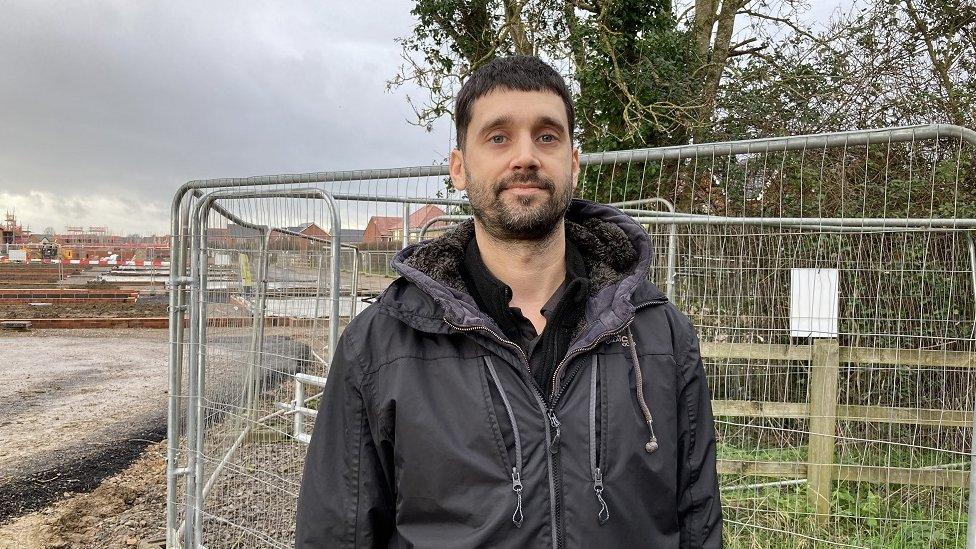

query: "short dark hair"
xmin=454 ymin=55 xmax=574 ymax=149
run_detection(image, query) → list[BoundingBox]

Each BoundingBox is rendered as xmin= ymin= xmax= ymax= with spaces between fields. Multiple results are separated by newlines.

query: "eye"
xmin=490 ymin=135 xmax=506 ymax=144
xmin=538 ymin=133 xmax=557 ymax=143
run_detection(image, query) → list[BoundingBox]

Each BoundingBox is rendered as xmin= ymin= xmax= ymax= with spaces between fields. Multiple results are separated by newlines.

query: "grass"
xmin=719 ymin=443 xmax=968 ymax=548
xmin=723 ymin=482 xmax=966 ymax=548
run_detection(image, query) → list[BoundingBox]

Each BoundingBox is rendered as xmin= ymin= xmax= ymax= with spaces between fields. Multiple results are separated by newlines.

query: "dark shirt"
xmin=460 ymin=236 xmax=590 ymax=395
xmin=510 ymin=281 xmax=566 ymax=359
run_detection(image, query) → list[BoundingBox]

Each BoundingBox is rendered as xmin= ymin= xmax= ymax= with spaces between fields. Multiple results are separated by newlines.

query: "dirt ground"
xmin=0 ymin=329 xmax=171 ymax=547
xmin=0 ymin=440 xmax=167 ymax=548
xmin=0 ymin=302 xmax=168 ymax=319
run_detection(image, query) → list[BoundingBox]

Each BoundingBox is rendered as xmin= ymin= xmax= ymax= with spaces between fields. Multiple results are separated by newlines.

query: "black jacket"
xmin=296 ymin=200 xmax=722 ymax=548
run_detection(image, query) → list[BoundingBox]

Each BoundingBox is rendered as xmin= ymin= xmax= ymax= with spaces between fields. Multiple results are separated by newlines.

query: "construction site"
xmin=0 ymin=212 xmax=181 ymax=546
xmin=3 ymin=125 xmax=976 ymax=549
xmin=0 ymin=207 xmax=414 ymax=547
xmin=0 ymin=213 xmax=169 ymax=330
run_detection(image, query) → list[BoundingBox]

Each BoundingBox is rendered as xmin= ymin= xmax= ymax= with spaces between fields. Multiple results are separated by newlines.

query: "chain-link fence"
xmin=168 ymin=124 xmax=976 ymax=548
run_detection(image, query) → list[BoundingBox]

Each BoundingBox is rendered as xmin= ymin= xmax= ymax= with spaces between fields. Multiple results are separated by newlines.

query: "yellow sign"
xmin=240 ymin=253 xmax=253 ymax=286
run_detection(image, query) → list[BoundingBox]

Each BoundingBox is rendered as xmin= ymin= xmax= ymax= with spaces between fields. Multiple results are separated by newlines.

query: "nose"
xmin=508 ymin=136 xmax=540 ymax=173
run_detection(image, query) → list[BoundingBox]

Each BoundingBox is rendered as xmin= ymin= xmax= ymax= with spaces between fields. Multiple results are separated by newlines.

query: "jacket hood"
xmin=386 ymin=199 xmax=664 ymax=343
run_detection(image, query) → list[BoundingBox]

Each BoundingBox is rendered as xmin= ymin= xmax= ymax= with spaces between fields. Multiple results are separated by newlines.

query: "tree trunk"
xmin=696 ymin=0 xmax=742 ymax=139
xmin=691 ymin=0 xmax=718 ymax=58
xmin=503 ymin=0 xmax=534 ymax=55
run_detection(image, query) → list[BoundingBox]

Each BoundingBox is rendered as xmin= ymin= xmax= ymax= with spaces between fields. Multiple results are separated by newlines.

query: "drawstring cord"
xmin=627 ymin=327 xmax=659 ymax=453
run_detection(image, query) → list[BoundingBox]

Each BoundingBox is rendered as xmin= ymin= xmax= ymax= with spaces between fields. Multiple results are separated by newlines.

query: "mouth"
xmin=499 ymin=178 xmax=551 ymax=193
xmin=495 ymin=173 xmax=554 ymax=199
xmin=500 ymin=186 xmax=548 ymax=200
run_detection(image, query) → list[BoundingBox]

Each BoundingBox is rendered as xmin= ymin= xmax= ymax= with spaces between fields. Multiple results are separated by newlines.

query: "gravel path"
xmin=0 ymin=329 xmax=169 ymax=474
xmin=0 ymin=326 xmax=315 ymax=547
xmin=0 ymin=329 xmax=170 ymax=522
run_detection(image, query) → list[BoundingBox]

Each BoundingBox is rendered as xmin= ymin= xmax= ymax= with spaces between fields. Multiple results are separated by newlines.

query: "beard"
xmin=464 ymin=168 xmax=574 ymax=242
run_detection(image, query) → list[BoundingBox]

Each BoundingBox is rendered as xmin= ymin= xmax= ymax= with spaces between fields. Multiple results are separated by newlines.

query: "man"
xmin=297 ymin=55 xmax=722 ymax=548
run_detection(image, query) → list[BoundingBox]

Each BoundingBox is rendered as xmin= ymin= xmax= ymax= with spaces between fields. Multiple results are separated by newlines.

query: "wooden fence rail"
xmin=703 ymin=340 xmax=975 ymax=520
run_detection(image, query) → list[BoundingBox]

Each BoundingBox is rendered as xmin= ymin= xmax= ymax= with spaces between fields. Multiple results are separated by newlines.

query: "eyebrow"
xmin=477 ymin=115 xmax=514 ymax=136
xmin=477 ymin=114 xmax=567 ymax=136
xmin=535 ymin=115 xmax=567 ymax=135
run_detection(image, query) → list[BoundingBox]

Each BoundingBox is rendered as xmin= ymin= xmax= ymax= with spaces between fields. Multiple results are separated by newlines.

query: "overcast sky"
xmin=0 ymin=1 xmax=848 ymax=235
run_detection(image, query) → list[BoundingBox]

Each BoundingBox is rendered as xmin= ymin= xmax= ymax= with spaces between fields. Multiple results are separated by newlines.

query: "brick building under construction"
xmin=1 ymin=213 xmax=170 ymax=261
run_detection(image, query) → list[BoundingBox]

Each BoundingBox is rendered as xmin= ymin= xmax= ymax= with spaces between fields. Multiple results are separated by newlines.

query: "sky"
xmin=0 ymin=0 xmax=850 ymax=235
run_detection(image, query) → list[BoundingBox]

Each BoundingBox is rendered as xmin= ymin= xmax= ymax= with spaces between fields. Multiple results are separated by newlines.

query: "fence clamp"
xmin=169 ymin=276 xmax=194 ymax=287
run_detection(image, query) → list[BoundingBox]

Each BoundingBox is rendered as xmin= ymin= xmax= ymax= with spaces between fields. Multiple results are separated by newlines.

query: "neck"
xmin=473 ymin=221 xmax=567 ymax=304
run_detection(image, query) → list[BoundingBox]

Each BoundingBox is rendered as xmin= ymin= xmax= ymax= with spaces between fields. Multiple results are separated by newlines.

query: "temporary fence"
xmin=168 ymin=124 xmax=976 ymax=548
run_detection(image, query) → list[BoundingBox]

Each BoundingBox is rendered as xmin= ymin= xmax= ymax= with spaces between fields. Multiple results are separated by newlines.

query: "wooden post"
xmin=807 ymin=338 xmax=840 ymax=522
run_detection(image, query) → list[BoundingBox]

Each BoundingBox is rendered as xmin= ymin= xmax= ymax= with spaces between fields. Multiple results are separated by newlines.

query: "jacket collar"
xmin=386 ymin=199 xmax=665 ymax=341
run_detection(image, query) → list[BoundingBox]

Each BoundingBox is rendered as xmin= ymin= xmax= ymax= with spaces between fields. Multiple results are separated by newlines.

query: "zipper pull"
xmin=593 ymin=467 xmax=610 ymax=525
xmin=547 ymin=409 xmax=561 ymax=454
xmin=511 ymin=467 xmax=524 ymax=528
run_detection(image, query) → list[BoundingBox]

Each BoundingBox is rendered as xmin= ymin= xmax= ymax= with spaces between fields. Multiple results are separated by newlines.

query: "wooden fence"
xmin=706 ymin=340 xmax=975 ymax=521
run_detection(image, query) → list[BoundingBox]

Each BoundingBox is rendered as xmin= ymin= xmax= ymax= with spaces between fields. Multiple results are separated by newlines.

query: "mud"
xmin=0 ymin=420 xmax=166 ymax=524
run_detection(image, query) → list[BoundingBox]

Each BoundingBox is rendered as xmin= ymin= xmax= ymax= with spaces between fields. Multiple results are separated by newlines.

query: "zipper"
xmin=589 ymin=356 xmax=609 ymax=525
xmin=593 ymin=468 xmax=609 ymax=525
xmin=445 ymin=296 xmax=665 ymax=548
xmin=444 ymin=318 xmax=530 ymax=367
xmin=511 ymin=467 xmax=524 ymax=528
xmin=549 ymin=297 xmax=667 ymax=403
xmin=484 ymin=357 xmax=525 ymax=528
xmin=547 ymin=409 xmax=562 ymax=454
xmin=448 ymin=317 xmax=558 ymax=547
xmin=528 ymin=382 xmax=561 ymax=549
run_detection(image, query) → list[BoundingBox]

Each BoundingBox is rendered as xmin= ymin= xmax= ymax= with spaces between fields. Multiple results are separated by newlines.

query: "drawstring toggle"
xmin=645 ymin=436 xmax=659 ymax=454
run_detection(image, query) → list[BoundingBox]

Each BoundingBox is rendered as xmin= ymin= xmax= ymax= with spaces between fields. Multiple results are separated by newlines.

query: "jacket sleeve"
xmin=676 ymin=322 xmax=723 ymax=548
xmin=296 ymin=327 xmax=394 ymax=548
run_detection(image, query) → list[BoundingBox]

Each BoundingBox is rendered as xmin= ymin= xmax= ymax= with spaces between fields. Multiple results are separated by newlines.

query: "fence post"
xmin=807 ymin=338 xmax=840 ymax=522
xmin=967 ymin=232 xmax=976 ymax=549
xmin=402 ymin=203 xmax=410 ymax=248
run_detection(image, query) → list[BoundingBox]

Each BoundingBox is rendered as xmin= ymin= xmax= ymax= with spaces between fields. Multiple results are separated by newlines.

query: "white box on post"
xmin=790 ymin=268 xmax=839 ymax=338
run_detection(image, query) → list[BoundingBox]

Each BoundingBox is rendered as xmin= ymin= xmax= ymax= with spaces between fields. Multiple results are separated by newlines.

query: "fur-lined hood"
xmin=384 ymin=199 xmax=665 ymax=347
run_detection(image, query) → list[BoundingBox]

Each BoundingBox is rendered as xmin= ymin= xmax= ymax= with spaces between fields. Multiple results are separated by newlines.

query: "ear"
xmin=571 ymin=147 xmax=580 ymax=190
xmin=450 ymin=148 xmax=467 ymax=191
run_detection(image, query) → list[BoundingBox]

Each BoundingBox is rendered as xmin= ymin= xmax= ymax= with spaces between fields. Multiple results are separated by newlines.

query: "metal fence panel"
xmin=168 ymin=124 xmax=976 ymax=548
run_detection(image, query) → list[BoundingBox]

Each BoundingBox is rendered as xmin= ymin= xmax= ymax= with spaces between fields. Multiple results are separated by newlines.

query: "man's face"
xmin=450 ymin=88 xmax=579 ymax=242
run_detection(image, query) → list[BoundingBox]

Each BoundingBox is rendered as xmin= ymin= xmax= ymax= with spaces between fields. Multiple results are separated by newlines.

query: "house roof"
xmin=225 ymin=224 xmax=262 ymax=238
xmin=408 ymin=204 xmax=446 ymax=226
xmin=366 ymin=205 xmax=449 ymax=238
xmin=367 ymin=216 xmax=402 ymax=235
xmin=284 ymin=223 xmax=315 ymax=233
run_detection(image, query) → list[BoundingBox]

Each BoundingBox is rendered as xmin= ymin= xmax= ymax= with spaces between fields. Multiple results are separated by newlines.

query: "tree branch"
xmin=739 ymin=8 xmax=843 ymax=54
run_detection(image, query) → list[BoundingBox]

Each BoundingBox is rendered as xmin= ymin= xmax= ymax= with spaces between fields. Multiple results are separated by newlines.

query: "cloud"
xmin=0 ymin=1 xmax=451 ymax=234
xmin=1 ymin=190 xmax=168 ymax=235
